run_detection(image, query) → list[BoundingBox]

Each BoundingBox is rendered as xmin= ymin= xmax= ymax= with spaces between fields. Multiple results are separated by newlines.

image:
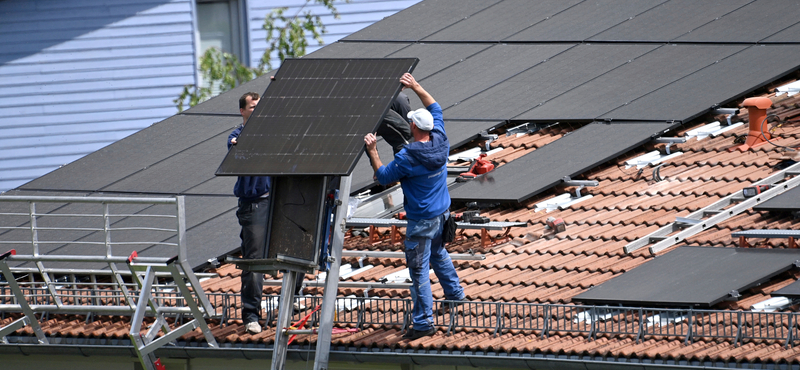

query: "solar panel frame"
xmin=573 ymin=246 xmax=800 ymax=307
xmin=216 ymin=58 xmax=418 ymax=176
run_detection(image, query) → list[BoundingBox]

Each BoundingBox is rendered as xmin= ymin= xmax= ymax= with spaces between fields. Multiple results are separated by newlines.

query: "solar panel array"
xmin=216 ymin=58 xmax=418 ymax=176
xmin=573 ymin=247 xmax=800 ymax=307
xmin=9 ymin=0 xmax=800 ymax=270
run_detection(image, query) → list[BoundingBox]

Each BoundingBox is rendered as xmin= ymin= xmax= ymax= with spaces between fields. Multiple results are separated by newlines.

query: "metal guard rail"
xmin=2 ymin=289 xmax=799 ymax=347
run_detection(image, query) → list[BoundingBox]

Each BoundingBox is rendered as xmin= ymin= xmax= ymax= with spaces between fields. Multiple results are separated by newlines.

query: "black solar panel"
xmin=423 ymin=0 xmax=582 ymax=42
xmin=762 ymin=22 xmax=800 ymax=43
xmin=216 ymin=58 xmax=418 ymax=176
xmin=522 ymin=44 xmax=746 ymax=121
xmin=449 ymin=122 xmax=675 ymax=203
xmin=443 ymin=44 xmax=657 ymax=121
xmin=343 ymin=0 xmax=498 ymax=42
xmin=588 ymin=0 xmax=752 ymax=42
xmin=414 ymin=44 xmax=574 ymax=112
xmin=754 ymin=186 xmax=800 ymax=211
xmin=602 ymin=45 xmax=800 ymax=122
xmin=20 ymin=115 xmax=237 ymax=192
xmin=504 ymin=0 xmax=667 ymax=42
xmin=772 ymin=279 xmax=800 ymax=299
xmin=674 ymin=0 xmax=800 ymax=43
xmin=573 ymin=247 xmax=800 ymax=307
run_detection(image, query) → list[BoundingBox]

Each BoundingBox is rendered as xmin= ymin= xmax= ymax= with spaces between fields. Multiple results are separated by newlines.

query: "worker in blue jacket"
xmin=364 ymin=73 xmax=465 ymax=340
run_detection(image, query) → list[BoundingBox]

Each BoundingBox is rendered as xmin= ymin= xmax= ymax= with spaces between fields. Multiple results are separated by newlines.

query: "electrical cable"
xmin=759 ymin=114 xmax=797 ymax=152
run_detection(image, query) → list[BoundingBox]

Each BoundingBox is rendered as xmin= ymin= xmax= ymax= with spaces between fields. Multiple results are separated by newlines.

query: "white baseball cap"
xmin=407 ymin=108 xmax=434 ymax=131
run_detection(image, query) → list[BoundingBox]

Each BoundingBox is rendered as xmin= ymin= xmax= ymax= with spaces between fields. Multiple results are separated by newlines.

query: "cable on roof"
xmin=761 ymin=114 xmax=798 ymax=152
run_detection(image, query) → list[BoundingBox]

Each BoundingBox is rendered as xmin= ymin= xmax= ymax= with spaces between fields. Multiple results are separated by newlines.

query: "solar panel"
xmin=343 ymin=0 xmax=498 ymax=42
xmin=673 ymin=0 xmax=800 ymax=43
xmin=449 ymin=121 xmax=675 ymax=203
xmin=422 ymin=0 xmax=582 ymax=42
xmin=443 ymin=44 xmax=657 ymax=121
xmin=522 ymin=44 xmax=746 ymax=121
xmin=602 ymin=45 xmax=800 ymax=122
xmin=20 ymin=115 xmax=237 ymax=192
xmin=216 ymin=58 xmax=418 ymax=176
xmin=754 ymin=186 xmax=800 ymax=211
xmin=573 ymin=247 xmax=800 ymax=307
xmin=411 ymin=44 xmax=574 ymax=112
xmin=503 ymin=0 xmax=667 ymax=42
xmin=587 ymin=0 xmax=752 ymax=42
xmin=772 ymin=279 xmax=800 ymax=299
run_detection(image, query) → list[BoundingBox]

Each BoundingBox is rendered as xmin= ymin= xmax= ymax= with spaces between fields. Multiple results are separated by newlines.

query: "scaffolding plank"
xmin=449 ymin=121 xmax=675 ymax=203
xmin=573 ymin=247 xmax=800 ymax=307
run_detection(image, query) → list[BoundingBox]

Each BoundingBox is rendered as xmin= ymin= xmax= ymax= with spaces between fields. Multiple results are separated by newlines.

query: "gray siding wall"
xmin=0 ymin=0 xmax=197 ymax=192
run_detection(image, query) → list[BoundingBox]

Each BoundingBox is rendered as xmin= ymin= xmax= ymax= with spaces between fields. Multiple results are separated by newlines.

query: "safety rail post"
xmin=636 ymin=308 xmax=645 ymax=343
xmin=493 ymin=302 xmax=504 ymax=337
xmin=785 ymin=313 xmax=794 ymax=349
xmin=541 ymin=304 xmax=551 ymax=339
xmin=684 ymin=308 xmax=694 ymax=345
xmin=589 ymin=306 xmax=597 ymax=340
xmin=734 ymin=311 xmax=743 ymax=347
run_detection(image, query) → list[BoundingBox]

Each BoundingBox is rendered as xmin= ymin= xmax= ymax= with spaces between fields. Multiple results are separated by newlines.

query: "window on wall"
xmin=195 ymin=0 xmax=249 ymax=92
xmin=196 ymin=0 xmax=246 ymax=61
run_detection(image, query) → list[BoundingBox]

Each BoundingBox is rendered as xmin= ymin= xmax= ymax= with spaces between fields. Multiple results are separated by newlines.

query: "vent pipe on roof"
xmin=730 ymin=97 xmax=772 ymax=152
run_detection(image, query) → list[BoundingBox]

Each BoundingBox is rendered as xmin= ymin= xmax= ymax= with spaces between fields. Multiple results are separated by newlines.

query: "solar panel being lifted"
xmin=216 ymin=58 xmax=418 ymax=176
xmin=573 ymin=246 xmax=800 ymax=307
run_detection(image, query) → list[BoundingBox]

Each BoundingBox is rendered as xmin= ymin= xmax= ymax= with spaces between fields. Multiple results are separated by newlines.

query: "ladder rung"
xmin=649 ymin=236 xmax=668 ymax=243
xmin=703 ymin=210 xmax=723 ymax=216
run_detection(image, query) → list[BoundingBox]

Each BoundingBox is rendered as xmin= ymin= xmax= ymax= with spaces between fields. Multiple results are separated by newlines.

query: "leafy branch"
xmin=174 ymin=0 xmax=346 ymax=112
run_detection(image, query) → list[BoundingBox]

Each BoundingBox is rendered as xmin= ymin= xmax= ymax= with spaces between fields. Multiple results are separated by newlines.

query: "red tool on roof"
xmin=457 ymin=153 xmax=496 ymax=181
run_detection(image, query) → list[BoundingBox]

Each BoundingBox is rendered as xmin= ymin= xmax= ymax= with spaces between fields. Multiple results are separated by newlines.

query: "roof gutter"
xmin=0 ymin=340 xmax=792 ymax=370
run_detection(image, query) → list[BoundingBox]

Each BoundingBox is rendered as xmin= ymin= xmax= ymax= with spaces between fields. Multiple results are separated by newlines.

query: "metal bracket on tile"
xmin=562 ymin=176 xmax=599 ymax=198
xmin=652 ymin=137 xmax=686 ymax=155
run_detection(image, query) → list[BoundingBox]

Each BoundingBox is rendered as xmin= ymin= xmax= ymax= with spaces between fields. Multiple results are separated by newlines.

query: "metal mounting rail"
xmin=625 ymin=162 xmax=800 ymax=254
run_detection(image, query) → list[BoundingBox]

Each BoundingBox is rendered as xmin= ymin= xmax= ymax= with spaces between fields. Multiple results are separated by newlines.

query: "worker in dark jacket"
xmin=376 ymin=92 xmax=413 ymax=154
xmin=364 ymin=74 xmax=465 ymax=340
xmin=228 ymin=92 xmax=303 ymax=334
xmin=228 ymin=92 xmax=270 ymax=335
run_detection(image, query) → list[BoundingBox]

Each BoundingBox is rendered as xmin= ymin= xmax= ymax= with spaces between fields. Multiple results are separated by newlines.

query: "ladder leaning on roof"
xmin=0 ymin=195 xmax=218 ymax=370
xmin=625 ymin=161 xmax=800 ymax=254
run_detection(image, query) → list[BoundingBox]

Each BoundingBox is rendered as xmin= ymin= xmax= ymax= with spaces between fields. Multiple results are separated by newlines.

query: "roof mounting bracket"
xmin=562 ymin=176 xmax=599 ymax=198
xmin=712 ymin=107 xmax=740 ymax=126
xmin=505 ymin=122 xmax=558 ymax=137
xmin=728 ymin=290 xmax=741 ymax=299
xmin=478 ymin=130 xmax=499 ymax=151
xmin=652 ymin=137 xmax=686 ymax=155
